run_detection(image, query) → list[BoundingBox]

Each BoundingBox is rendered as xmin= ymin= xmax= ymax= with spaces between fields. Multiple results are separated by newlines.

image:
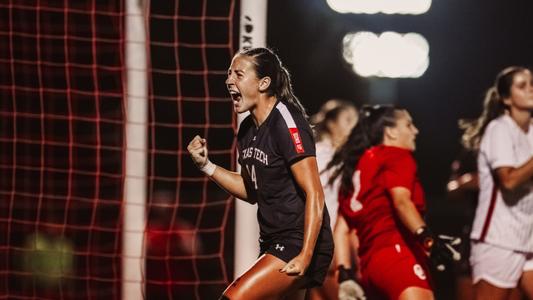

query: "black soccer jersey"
xmin=237 ymin=101 xmax=332 ymax=244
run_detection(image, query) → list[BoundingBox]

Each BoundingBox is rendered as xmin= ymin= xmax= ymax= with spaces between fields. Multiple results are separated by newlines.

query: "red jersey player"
xmin=326 ymin=105 xmax=460 ymax=300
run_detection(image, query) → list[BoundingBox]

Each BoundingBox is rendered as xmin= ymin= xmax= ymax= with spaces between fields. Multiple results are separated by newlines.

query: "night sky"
xmin=267 ymin=0 xmax=533 ymax=198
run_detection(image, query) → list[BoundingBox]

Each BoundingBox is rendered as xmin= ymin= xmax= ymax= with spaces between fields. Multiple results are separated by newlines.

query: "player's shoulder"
xmin=269 ymin=101 xmax=310 ymax=132
xmin=481 ymin=115 xmax=513 ymax=146
xmin=380 ymin=146 xmax=415 ymax=167
xmin=485 ymin=115 xmax=510 ymax=133
xmin=367 ymin=145 xmax=410 ymax=159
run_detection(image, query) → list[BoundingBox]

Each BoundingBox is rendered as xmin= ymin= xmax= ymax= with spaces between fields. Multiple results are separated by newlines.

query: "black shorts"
xmin=260 ymin=238 xmax=333 ymax=288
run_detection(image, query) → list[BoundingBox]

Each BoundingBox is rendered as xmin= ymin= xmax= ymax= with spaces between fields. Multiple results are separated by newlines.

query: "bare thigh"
xmin=519 ymin=270 xmax=533 ymax=299
xmin=398 ymin=287 xmax=434 ymax=300
xmin=223 ymin=254 xmax=307 ymax=300
xmin=307 ymin=255 xmax=337 ymax=300
xmin=474 ymin=280 xmax=511 ymax=300
xmin=455 ymin=275 xmax=474 ymax=300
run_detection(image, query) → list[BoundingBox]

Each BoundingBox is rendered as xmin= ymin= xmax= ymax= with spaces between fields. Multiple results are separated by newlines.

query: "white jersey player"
xmin=310 ymin=99 xmax=358 ymax=299
xmin=461 ymin=66 xmax=533 ymax=300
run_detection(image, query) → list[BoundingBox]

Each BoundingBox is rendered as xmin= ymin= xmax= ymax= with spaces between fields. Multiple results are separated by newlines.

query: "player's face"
xmin=504 ymin=70 xmax=533 ymax=111
xmin=392 ymin=110 xmax=419 ymax=151
xmin=225 ymin=54 xmax=261 ymax=114
xmin=328 ymin=107 xmax=358 ymax=143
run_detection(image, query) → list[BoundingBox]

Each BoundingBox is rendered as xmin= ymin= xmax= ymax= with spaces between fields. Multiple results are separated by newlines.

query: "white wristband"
xmin=200 ymin=160 xmax=216 ymax=176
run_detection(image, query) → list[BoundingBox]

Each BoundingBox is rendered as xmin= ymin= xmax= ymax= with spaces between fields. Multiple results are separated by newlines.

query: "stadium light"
xmin=326 ymin=0 xmax=431 ymax=15
xmin=342 ymin=31 xmax=429 ymax=78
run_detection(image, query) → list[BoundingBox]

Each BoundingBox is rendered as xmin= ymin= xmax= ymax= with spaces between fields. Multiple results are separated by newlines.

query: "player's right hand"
xmin=338 ymin=266 xmax=366 ymax=300
xmin=187 ymin=135 xmax=208 ymax=169
xmin=280 ymin=254 xmax=308 ymax=276
xmin=415 ymin=226 xmax=461 ymax=271
xmin=429 ymin=234 xmax=462 ymax=271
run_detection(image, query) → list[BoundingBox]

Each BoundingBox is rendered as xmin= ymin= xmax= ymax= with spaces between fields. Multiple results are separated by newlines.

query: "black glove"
xmin=338 ymin=265 xmax=366 ymax=300
xmin=414 ymin=226 xmax=462 ymax=271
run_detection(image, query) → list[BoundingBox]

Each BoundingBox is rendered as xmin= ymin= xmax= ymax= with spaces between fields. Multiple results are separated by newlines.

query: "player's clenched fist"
xmin=187 ymin=135 xmax=208 ymax=168
xmin=280 ymin=255 xmax=307 ymax=276
xmin=187 ymin=135 xmax=216 ymax=176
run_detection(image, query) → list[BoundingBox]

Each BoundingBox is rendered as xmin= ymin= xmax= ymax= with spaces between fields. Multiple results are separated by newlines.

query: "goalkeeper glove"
xmin=415 ymin=226 xmax=462 ymax=271
xmin=338 ymin=265 xmax=366 ymax=300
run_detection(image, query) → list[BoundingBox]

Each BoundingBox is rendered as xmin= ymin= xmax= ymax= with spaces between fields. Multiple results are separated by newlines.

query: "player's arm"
xmin=334 ymin=214 xmax=352 ymax=269
xmin=187 ymin=135 xmax=248 ymax=200
xmin=280 ymin=156 xmax=324 ymax=275
xmin=209 ymin=164 xmax=249 ymax=201
xmin=334 ymin=215 xmax=365 ymax=299
xmin=391 ymin=186 xmax=461 ymax=270
xmin=486 ymin=123 xmax=533 ymax=191
xmin=494 ymin=158 xmax=533 ymax=191
xmin=390 ymin=187 xmax=425 ymax=233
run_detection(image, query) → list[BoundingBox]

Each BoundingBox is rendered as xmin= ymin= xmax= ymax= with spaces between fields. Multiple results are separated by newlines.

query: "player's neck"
xmin=507 ymin=108 xmax=532 ymax=132
xmin=251 ymin=95 xmax=277 ymax=127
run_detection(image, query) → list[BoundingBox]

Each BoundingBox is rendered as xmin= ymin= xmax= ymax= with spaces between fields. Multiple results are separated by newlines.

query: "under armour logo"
xmin=253 ymin=136 xmax=257 ymax=141
xmin=275 ymin=243 xmax=284 ymax=251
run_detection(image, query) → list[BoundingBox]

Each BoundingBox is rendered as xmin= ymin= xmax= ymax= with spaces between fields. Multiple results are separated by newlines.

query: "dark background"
xmin=268 ymin=0 xmax=533 ymax=197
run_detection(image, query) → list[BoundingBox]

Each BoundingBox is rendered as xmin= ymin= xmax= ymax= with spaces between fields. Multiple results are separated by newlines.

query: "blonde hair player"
xmin=309 ymin=99 xmax=359 ymax=300
xmin=461 ymin=66 xmax=533 ymax=300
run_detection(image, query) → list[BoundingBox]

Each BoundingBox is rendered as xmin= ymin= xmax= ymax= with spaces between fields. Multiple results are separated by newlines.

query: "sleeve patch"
xmin=277 ymin=102 xmax=306 ymax=154
xmin=289 ymin=128 xmax=305 ymax=153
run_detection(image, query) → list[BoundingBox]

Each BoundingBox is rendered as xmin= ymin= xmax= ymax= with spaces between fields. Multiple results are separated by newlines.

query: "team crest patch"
xmin=289 ymin=128 xmax=305 ymax=153
xmin=350 ymin=198 xmax=362 ymax=212
xmin=413 ymin=264 xmax=426 ymax=280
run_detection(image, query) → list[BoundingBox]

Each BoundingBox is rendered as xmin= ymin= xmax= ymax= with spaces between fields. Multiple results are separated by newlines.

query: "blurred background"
xmin=1 ymin=0 xmax=533 ymax=299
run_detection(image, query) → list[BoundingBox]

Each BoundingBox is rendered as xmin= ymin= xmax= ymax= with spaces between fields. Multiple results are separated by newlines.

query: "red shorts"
xmin=361 ymin=244 xmax=432 ymax=300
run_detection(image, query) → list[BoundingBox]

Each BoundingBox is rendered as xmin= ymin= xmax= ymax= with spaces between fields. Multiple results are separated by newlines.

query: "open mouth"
xmin=228 ymin=90 xmax=242 ymax=102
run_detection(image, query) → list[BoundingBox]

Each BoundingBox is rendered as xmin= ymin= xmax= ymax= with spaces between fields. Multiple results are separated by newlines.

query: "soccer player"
xmin=312 ymin=99 xmax=358 ymax=230
xmin=187 ymin=47 xmax=333 ymax=300
xmin=326 ymin=105 xmax=460 ymax=300
xmin=309 ymin=100 xmax=359 ymax=300
xmin=461 ymin=66 xmax=533 ymax=300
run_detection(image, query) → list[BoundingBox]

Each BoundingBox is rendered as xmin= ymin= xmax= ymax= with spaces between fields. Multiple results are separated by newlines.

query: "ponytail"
xmin=277 ymin=66 xmax=308 ymax=119
xmin=461 ymin=66 xmax=527 ymax=151
xmin=460 ymin=87 xmax=504 ymax=150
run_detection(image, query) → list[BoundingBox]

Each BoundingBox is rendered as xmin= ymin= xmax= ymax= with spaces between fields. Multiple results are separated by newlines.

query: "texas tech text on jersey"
xmin=241 ymin=146 xmax=269 ymax=166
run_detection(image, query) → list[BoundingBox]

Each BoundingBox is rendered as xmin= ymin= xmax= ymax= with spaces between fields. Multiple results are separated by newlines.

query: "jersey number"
xmin=245 ymin=164 xmax=258 ymax=190
xmin=350 ymin=170 xmax=363 ymax=212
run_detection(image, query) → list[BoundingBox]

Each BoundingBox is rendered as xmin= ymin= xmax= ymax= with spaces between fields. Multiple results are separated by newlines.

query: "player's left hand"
xmin=280 ymin=255 xmax=308 ymax=276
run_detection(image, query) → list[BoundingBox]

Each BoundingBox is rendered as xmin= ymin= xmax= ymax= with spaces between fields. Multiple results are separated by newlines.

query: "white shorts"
xmin=470 ymin=241 xmax=533 ymax=288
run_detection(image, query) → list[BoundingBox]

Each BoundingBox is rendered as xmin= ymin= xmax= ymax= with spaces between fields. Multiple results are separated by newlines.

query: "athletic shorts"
xmin=361 ymin=243 xmax=432 ymax=300
xmin=260 ymin=238 xmax=333 ymax=288
xmin=470 ymin=240 xmax=533 ymax=288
